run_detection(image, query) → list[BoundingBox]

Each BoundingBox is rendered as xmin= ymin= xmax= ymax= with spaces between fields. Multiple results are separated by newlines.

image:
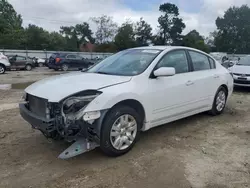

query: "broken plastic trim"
xmin=58 ymin=138 xmax=99 ymax=159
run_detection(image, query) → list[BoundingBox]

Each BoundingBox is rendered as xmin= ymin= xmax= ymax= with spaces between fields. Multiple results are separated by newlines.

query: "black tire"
xmin=61 ymin=64 xmax=69 ymax=71
xmin=100 ymin=105 xmax=142 ymax=157
xmin=38 ymin=62 xmax=43 ymax=67
xmin=209 ymin=86 xmax=228 ymax=116
xmin=0 ymin=64 xmax=6 ymax=74
xmin=25 ymin=64 xmax=32 ymax=71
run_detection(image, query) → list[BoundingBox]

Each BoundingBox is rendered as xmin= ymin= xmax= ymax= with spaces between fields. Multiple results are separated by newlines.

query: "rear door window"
xmin=67 ymin=55 xmax=77 ymax=59
xmin=189 ymin=51 xmax=211 ymax=71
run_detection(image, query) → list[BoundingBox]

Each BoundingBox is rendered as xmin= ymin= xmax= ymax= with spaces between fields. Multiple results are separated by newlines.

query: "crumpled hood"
xmin=229 ymin=65 xmax=250 ymax=74
xmin=25 ymin=72 xmax=132 ymax=102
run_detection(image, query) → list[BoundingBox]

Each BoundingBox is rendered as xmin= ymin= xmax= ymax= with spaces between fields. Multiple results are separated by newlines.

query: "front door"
xmin=144 ymin=50 xmax=197 ymax=127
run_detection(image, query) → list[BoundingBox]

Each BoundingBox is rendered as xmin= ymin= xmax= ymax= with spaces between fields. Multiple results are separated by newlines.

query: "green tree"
xmin=156 ymin=3 xmax=185 ymax=45
xmin=0 ymin=0 xmax=24 ymax=49
xmin=183 ymin=30 xmax=209 ymax=52
xmin=135 ymin=18 xmax=152 ymax=46
xmin=48 ymin=32 xmax=67 ymax=51
xmin=91 ymin=15 xmax=118 ymax=44
xmin=24 ymin=24 xmax=51 ymax=50
xmin=60 ymin=22 xmax=94 ymax=51
xmin=215 ymin=5 xmax=250 ymax=53
xmin=114 ymin=21 xmax=136 ymax=51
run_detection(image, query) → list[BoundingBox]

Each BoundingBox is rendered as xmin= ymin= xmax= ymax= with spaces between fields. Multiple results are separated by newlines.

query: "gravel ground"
xmin=0 ymin=68 xmax=249 ymax=188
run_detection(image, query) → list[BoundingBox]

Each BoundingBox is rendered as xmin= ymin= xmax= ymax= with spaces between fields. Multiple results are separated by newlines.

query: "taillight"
xmin=55 ymin=58 xmax=61 ymax=63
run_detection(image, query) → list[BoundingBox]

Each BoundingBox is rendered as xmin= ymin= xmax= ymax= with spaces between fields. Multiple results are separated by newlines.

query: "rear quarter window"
xmin=209 ymin=57 xmax=216 ymax=69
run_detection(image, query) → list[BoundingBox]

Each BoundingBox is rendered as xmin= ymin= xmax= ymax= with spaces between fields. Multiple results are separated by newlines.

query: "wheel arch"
xmin=110 ymin=99 xmax=146 ymax=124
xmin=0 ymin=63 xmax=6 ymax=69
xmin=220 ymin=84 xmax=228 ymax=96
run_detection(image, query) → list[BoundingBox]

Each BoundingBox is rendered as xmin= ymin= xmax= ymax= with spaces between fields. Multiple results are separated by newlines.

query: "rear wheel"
xmin=25 ymin=64 xmax=32 ymax=71
xmin=100 ymin=105 xmax=142 ymax=157
xmin=38 ymin=62 xmax=43 ymax=67
xmin=0 ymin=64 xmax=6 ymax=74
xmin=209 ymin=87 xmax=227 ymax=115
xmin=61 ymin=64 xmax=69 ymax=71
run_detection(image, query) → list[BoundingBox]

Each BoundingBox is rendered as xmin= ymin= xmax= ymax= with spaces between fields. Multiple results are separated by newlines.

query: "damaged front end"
xmin=19 ymin=90 xmax=108 ymax=159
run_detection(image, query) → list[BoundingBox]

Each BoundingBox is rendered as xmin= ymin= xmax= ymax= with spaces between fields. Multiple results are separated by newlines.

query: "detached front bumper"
xmin=19 ymin=103 xmax=55 ymax=136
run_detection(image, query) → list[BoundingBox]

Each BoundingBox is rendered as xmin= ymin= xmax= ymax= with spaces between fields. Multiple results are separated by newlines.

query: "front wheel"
xmin=25 ymin=64 xmax=32 ymax=71
xmin=209 ymin=87 xmax=227 ymax=115
xmin=0 ymin=64 xmax=6 ymax=74
xmin=100 ymin=105 xmax=142 ymax=157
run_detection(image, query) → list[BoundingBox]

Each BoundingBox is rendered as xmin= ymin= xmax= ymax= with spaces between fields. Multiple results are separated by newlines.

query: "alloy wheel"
xmin=110 ymin=114 xmax=137 ymax=150
xmin=216 ymin=90 xmax=226 ymax=112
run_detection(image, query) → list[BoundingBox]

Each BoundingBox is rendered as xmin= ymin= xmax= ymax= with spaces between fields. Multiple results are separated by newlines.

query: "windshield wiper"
xmin=96 ymin=71 xmax=110 ymax=75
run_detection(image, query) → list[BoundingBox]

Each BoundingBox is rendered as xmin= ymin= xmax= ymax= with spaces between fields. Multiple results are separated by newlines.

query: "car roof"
xmin=132 ymin=45 xmax=209 ymax=55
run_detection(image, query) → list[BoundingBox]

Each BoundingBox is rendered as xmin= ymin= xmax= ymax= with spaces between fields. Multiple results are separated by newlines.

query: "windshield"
xmin=87 ymin=49 xmax=161 ymax=76
xmin=237 ymin=56 xmax=250 ymax=66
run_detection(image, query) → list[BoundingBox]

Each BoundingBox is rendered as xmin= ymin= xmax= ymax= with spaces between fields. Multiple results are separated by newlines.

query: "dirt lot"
xmin=0 ymin=68 xmax=249 ymax=188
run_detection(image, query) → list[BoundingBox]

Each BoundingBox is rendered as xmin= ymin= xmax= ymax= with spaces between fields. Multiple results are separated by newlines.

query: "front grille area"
xmin=27 ymin=94 xmax=47 ymax=117
xmin=233 ymin=73 xmax=250 ymax=76
xmin=234 ymin=79 xmax=250 ymax=85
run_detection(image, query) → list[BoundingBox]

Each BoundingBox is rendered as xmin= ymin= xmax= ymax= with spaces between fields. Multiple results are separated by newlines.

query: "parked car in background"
xmin=221 ymin=56 xmax=240 ymax=69
xmin=7 ymin=55 xmax=35 ymax=71
xmin=48 ymin=53 xmax=94 ymax=71
xmin=34 ymin=57 xmax=46 ymax=67
xmin=0 ymin=52 xmax=11 ymax=74
xmin=19 ymin=46 xmax=233 ymax=159
xmin=229 ymin=55 xmax=250 ymax=87
xmin=210 ymin=52 xmax=228 ymax=64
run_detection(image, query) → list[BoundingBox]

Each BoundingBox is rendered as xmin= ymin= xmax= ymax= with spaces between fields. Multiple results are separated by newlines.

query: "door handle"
xmin=186 ymin=80 xmax=194 ymax=86
xmin=214 ymin=74 xmax=219 ymax=78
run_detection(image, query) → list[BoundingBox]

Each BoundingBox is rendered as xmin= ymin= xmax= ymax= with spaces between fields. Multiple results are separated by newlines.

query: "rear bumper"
xmin=19 ymin=103 xmax=55 ymax=135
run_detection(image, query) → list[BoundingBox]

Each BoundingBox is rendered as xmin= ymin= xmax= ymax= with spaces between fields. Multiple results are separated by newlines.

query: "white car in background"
xmin=0 ymin=52 xmax=11 ymax=74
xmin=229 ymin=55 xmax=250 ymax=87
xmin=210 ymin=52 xmax=228 ymax=64
xmin=19 ymin=46 xmax=233 ymax=159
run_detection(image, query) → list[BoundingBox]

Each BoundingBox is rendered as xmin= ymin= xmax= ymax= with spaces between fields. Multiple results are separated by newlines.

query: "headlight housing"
xmin=62 ymin=91 xmax=102 ymax=114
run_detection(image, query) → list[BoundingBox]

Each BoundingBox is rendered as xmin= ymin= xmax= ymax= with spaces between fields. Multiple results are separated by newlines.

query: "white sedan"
xmin=229 ymin=55 xmax=250 ymax=87
xmin=19 ymin=46 xmax=233 ymax=159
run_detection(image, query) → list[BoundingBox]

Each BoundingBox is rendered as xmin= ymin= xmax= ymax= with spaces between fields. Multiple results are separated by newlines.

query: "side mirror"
xmin=153 ymin=67 xmax=175 ymax=77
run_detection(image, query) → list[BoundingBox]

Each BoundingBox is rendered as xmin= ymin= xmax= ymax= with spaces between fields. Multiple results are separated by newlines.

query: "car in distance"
xmin=47 ymin=53 xmax=94 ymax=71
xmin=229 ymin=55 xmax=250 ymax=87
xmin=7 ymin=55 xmax=35 ymax=71
xmin=19 ymin=46 xmax=233 ymax=159
xmin=0 ymin=52 xmax=11 ymax=74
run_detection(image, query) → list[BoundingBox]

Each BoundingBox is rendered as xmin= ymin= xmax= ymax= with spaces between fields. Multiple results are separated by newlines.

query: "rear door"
xmin=187 ymin=50 xmax=220 ymax=107
xmin=66 ymin=54 xmax=77 ymax=67
xmin=75 ymin=55 xmax=88 ymax=68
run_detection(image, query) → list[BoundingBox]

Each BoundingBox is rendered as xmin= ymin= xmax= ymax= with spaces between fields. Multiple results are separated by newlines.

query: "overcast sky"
xmin=8 ymin=0 xmax=250 ymax=36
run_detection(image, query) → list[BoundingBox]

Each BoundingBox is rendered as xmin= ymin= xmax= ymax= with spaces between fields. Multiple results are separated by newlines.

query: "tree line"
xmin=1 ymin=0 xmax=250 ymax=54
